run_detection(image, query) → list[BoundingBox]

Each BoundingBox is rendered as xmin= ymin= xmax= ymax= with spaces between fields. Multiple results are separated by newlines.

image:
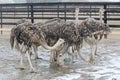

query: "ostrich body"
xmin=79 ymin=8 xmax=111 ymax=62
xmin=10 ymin=20 xmax=65 ymax=72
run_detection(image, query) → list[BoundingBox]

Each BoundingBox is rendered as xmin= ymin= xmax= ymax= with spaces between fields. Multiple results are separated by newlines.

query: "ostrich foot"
xmin=35 ymin=57 xmax=42 ymax=60
xmin=50 ymin=60 xmax=55 ymax=64
xmin=95 ymin=53 xmax=100 ymax=57
xmin=89 ymin=56 xmax=95 ymax=64
xmin=29 ymin=68 xmax=37 ymax=73
xmin=59 ymin=63 xmax=69 ymax=68
xmin=61 ymin=65 xmax=69 ymax=68
xmin=19 ymin=67 xmax=25 ymax=70
xmin=16 ymin=65 xmax=25 ymax=70
xmin=72 ymin=60 xmax=76 ymax=63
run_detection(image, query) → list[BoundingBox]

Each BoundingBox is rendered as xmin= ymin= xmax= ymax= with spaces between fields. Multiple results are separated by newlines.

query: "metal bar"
xmin=57 ymin=4 xmax=59 ymax=18
xmin=64 ymin=3 xmax=66 ymax=21
xmin=0 ymin=5 xmax=2 ymax=28
xmin=90 ymin=3 xmax=92 ymax=17
xmin=30 ymin=4 xmax=34 ymax=23
xmin=104 ymin=4 xmax=107 ymax=24
xmin=27 ymin=5 xmax=30 ymax=18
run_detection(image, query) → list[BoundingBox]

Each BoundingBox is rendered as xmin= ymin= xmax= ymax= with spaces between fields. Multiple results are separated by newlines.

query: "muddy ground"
xmin=0 ymin=31 xmax=120 ymax=80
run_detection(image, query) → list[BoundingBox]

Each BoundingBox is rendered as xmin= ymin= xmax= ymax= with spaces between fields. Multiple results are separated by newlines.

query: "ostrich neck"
xmin=75 ymin=8 xmax=79 ymax=27
xmin=40 ymin=39 xmax=61 ymax=50
xmin=99 ymin=12 xmax=103 ymax=23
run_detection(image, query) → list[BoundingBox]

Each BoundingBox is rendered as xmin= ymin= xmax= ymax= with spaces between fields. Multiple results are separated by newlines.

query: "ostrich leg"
xmin=26 ymin=48 xmax=36 ymax=72
xmin=56 ymin=43 xmax=69 ymax=67
xmin=68 ymin=46 xmax=89 ymax=62
xmin=95 ymin=43 xmax=98 ymax=55
xmin=89 ymin=43 xmax=96 ymax=63
xmin=67 ymin=46 xmax=78 ymax=63
xmin=85 ymin=36 xmax=98 ymax=63
xmin=95 ymin=33 xmax=104 ymax=56
xmin=18 ymin=44 xmax=26 ymax=70
xmin=19 ymin=50 xmax=25 ymax=69
xmin=77 ymin=51 xmax=89 ymax=62
xmin=50 ymin=51 xmax=54 ymax=63
xmin=32 ymin=45 xmax=42 ymax=60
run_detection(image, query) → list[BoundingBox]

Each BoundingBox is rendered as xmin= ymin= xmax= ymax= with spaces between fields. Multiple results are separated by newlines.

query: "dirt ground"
xmin=0 ymin=29 xmax=120 ymax=80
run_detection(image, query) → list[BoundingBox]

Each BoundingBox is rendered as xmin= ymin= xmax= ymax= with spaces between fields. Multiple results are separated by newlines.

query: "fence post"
xmin=57 ymin=4 xmax=59 ymax=18
xmin=104 ymin=4 xmax=107 ymax=24
xmin=27 ymin=5 xmax=30 ymax=18
xmin=30 ymin=4 xmax=34 ymax=23
xmin=64 ymin=3 xmax=66 ymax=21
xmin=90 ymin=3 xmax=92 ymax=17
xmin=0 ymin=5 xmax=2 ymax=28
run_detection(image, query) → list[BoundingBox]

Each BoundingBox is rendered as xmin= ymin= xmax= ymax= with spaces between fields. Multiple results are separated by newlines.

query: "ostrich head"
xmin=97 ymin=23 xmax=111 ymax=39
xmin=99 ymin=8 xmax=105 ymax=14
xmin=103 ymin=24 xmax=111 ymax=33
xmin=103 ymin=24 xmax=111 ymax=39
xmin=97 ymin=21 xmax=111 ymax=34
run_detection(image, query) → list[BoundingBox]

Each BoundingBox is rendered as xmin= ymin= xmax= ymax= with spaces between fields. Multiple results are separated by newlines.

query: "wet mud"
xmin=0 ymin=31 xmax=120 ymax=80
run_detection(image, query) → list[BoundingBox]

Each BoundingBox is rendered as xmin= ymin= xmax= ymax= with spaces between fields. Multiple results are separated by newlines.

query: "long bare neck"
xmin=39 ymin=38 xmax=63 ymax=51
xmin=99 ymin=12 xmax=103 ymax=23
xmin=99 ymin=8 xmax=105 ymax=23
xmin=75 ymin=8 xmax=79 ymax=27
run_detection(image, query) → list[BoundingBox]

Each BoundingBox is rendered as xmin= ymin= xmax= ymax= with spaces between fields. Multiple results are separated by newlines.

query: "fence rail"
xmin=0 ymin=2 xmax=120 ymax=28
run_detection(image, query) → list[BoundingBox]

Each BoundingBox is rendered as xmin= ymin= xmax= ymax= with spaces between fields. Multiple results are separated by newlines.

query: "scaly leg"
xmin=95 ymin=41 xmax=100 ymax=56
xmin=19 ymin=52 xmax=25 ymax=70
xmin=33 ymin=45 xmax=41 ymax=60
xmin=26 ymin=49 xmax=36 ymax=73
xmin=50 ymin=51 xmax=54 ymax=63
xmin=19 ymin=44 xmax=25 ymax=70
xmin=89 ymin=44 xmax=96 ymax=63
xmin=57 ymin=43 xmax=69 ymax=68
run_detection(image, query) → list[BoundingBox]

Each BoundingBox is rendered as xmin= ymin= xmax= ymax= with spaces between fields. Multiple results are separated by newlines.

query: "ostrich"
xmin=36 ymin=18 xmax=83 ymax=67
xmin=78 ymin=8 xmax=111 ymax=63
xmin=38 ymin=20 xmax=79 ymax=67
xmin=10 ymin=20 xmax=65 ymax=72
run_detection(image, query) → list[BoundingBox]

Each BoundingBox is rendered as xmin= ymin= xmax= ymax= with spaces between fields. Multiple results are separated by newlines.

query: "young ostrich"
xmin=79 ymin=8 xmax=111 ymax=63
xmin=10 ymin=20 xmax=65 ymax=72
